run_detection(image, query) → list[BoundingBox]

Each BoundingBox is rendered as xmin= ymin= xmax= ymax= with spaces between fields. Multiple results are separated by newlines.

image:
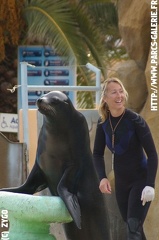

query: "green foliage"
xmin=23 ymin=0 xmax=106 ymax=67
xmin=23 ymin=0 xmax=119 ymax=108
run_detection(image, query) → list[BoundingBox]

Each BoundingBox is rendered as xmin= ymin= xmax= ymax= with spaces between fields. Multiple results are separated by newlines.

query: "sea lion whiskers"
xmin=49 ymin=106 xmax=57 ymax=117
xmin=38 ymin=101 xmax=56 ymax=116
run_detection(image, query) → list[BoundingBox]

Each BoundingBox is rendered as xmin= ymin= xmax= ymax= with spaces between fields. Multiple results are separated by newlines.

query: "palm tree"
xmin=0 ymin=0 xmax=118 ymax=108
xmin=0 ymin=0 xmax=24 ymax=61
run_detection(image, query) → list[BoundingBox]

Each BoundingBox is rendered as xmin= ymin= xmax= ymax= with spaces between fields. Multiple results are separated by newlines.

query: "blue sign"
xmin=18 ymin=46 xmax=76 ymax=109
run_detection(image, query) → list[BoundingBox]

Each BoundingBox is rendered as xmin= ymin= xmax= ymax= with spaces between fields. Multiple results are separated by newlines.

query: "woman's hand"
xmin=141 ymin=186 xmax=155 ymax=206
xmin=99 ymin=178 xmax=112 ymax=194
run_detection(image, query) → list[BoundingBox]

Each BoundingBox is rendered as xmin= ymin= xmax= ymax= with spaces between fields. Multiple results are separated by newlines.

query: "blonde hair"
xmin=98 ymin=77 xmax=128 ymax=122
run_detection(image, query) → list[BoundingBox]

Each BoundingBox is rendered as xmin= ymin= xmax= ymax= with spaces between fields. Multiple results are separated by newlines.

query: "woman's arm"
xmin=93 ymin=120 xmax=112 ymax=194
xmin=134 ymin=114 xmax=158 ymax=187
xmin=93 ymin=120 xmax=107 ymax=180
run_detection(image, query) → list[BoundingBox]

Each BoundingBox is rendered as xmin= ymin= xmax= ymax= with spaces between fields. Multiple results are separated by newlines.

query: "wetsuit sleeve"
xmin=93 ymin=119 xmax=107 ymax=180
xmin=133 ymin=114 xmax=158 ymax=187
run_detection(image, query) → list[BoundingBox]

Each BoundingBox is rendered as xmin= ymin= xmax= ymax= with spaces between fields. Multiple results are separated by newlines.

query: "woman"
xmin=93 ymin=77 xmax=158 ymax=240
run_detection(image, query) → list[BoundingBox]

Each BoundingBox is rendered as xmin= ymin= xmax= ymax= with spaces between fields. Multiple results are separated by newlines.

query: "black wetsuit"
xmin=93 ymin=109 xmax=158 ymax=228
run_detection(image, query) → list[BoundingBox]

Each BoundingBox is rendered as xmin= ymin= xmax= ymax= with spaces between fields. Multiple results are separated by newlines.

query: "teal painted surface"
xmin=0 ymin=192 xmax=72 ymax=240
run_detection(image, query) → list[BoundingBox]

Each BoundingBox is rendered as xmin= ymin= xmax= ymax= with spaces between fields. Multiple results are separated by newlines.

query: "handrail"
xmin=20 ymin=62 xmax=101 ymax=151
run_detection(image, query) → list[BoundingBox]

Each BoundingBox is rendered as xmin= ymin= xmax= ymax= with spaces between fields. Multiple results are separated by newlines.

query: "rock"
xmin=117 ymin=0 xmax=151 ymax=69
xmin=107 ymin=59 xmax=147 ymax=112
xmin=140 ymin=26 xmax=159 ymax=239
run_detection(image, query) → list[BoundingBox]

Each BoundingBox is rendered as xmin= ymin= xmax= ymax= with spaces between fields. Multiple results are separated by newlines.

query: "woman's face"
xmin=103 ymin=82 xmax=126 ymax=112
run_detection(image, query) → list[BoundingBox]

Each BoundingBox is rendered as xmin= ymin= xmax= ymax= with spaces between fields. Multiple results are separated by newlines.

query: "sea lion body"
xmin=1 ymin=91 xmax=111 ymax=239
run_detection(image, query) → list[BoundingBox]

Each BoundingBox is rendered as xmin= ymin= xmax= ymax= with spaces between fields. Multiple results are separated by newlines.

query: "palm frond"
xmin=24 ymin=1 xmax=80 ymax=58
xmin=68 ymin=1 xmax=107 ymax=76
xmin=23 ymin=0 xmax=107 ymax=73
xmin=76 ymin=65 xmax=95 ymax=109
xmin=23 ymin=0 xmax=118 ymax=108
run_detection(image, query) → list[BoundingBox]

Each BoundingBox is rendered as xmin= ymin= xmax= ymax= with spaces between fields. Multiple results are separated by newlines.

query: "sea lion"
xmin=0 ymin=91 xmax=111 ymax=239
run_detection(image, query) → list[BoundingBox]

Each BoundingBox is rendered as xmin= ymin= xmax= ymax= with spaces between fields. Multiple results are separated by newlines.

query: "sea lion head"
xmin=36 ymin=91 xmax=74 ymax=119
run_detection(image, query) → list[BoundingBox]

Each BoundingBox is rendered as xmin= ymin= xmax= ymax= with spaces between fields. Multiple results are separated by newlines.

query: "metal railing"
xmin=20 ymin=62 xmax=101 ymax=150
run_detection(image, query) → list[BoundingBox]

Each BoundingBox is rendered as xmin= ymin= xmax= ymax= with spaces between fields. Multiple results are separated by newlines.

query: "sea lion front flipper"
xmin=57 ymin=167 xmax=81 ymax=229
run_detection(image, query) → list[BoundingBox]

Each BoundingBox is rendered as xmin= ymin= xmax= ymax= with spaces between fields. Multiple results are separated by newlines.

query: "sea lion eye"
xmin=51 ymin=97 xmax=61 ymax=104
xmin=64 ymin=100 xmax=69 ymax=105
